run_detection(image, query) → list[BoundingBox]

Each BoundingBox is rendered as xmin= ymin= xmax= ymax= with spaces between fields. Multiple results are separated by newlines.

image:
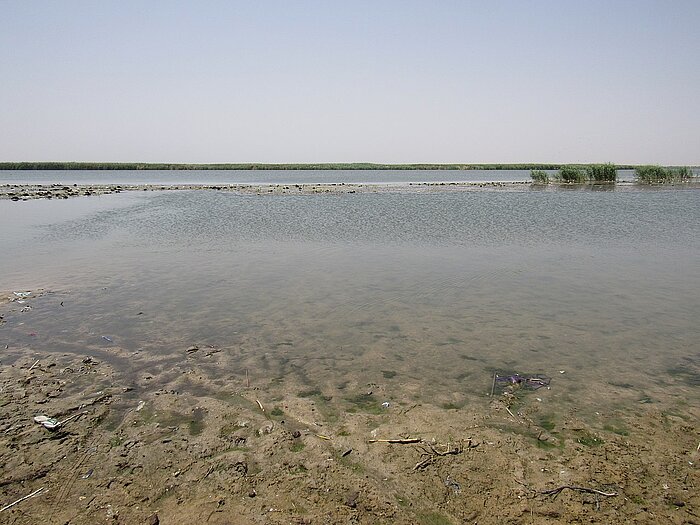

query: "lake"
xmin=0 ymin=167 xmax=643 ymax=185
xmin=1 ymin=180 xmax=698 ymax=420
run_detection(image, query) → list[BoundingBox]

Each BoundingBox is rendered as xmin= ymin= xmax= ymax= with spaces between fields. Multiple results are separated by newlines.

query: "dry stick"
xmin=28 ymin=359 xmax=40 ymax=372
xmin=540 ymin=485 xmax=617 ymax=498
xmin=490 ymin=372 xmax=497 ymax=397
xmin=367 ymin=438 xmax=422 ymax=444
xmin=0 ymin=487 xmax=46 ymax=513
xmin=414 ymin=441 xmax=464 ymax=470
xmin=246 ymin=369 xmax=250 ymax=388
xmin=255 ymin=399 xmax=265 ymax=413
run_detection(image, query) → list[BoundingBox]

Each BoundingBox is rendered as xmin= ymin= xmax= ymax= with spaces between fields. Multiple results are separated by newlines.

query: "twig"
xmin=505 ymin=406 xmax=517 ymax=419
xmin=540 ymin=485 xmax=617 ymax=498
xmin=490 ymin=372 xmax=497 ymax=396
xmin=0 ymin=487 xmax=46 ymax=512
xmin=246 ymin=369 xmax=250 ymax=388
xmin=28 ymin=360 xmax=40 ymax=372
xmin=414 ymin=441 xmax=464 ymax=470
xmin=255 ymin=399 xmax=265 ymax=412
xmin=368 ymin=438 xmax=422 ymax=444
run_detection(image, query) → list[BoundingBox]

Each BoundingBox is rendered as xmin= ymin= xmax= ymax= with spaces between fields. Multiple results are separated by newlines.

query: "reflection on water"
xmin=1 ymin=187 xmax=698 ymax=420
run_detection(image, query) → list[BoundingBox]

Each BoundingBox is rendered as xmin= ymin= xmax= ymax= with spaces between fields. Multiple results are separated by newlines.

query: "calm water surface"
xmin=1 ymin=187 xmax=698 ymax=418
xmin=0 ymin=168 xmax=643 ymax=185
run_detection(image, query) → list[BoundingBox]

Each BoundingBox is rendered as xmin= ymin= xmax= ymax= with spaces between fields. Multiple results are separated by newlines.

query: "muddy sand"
xmin=0 ymin=291 xmax=698 ymax=524
xmin=0 ymin=181 xmax=547 ymax=201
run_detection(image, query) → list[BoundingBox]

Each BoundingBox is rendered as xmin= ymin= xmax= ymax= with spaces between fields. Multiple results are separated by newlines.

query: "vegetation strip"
xmin=1 ymin=161 xmax=647 ymax=171
xmin=531 ymin=164 xmax=696 ymax=184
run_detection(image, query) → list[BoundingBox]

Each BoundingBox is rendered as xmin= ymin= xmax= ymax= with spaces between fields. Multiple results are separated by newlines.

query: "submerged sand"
xmin=0 ymin=291 xmax=698 ymax=524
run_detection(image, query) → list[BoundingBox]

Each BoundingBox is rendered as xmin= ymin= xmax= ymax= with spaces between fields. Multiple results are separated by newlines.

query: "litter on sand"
xmin=0 ymin=487 xmax=45 ymax=513
xmin=33 ymin=411 xmax=85 ymax=430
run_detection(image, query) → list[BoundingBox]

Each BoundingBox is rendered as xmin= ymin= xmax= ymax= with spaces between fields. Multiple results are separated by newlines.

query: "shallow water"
xmin=1 ymin=187 xmax=699 ymax=423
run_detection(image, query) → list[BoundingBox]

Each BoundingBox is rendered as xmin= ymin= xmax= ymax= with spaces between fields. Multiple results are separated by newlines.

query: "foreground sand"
xmin=1 ymin=292 xmax=698 ymax=524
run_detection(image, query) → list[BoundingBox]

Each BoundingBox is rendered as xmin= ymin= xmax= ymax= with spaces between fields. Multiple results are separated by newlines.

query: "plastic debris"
xmin=136 ymin=401 xmax=146 ymax=411
xmin=381 ymin=402 xmax=390 ymax=409
xmin=38 ymin=411 xmax=84 ymax=431
xmin=445 ymin=476 xmax=461 ymax=494
xmin=13 ymin=292 xmax=32 ymax=298
xmin=0 ymin=487 xmax=45 ymax=513
xmin=101 ymin=336 xmax=113 ymax=343
xmin=494 ymin=373 xmax=551 ymax=391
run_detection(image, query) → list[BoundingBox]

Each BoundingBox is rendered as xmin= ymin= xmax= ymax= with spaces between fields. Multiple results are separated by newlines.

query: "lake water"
xmin=1 ymin=181 xmax=699 ymax=425
xmin=0 ymin=168 xmax=643 ymax=185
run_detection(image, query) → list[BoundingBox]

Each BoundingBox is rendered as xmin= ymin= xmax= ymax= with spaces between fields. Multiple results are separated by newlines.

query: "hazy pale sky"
xmin=1 ymin=1 xmax=698 ymax=164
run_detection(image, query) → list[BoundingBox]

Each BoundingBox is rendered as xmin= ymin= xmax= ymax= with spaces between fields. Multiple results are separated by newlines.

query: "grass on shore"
xmin=531 ymin=163 xmax=618 ymax=183
xmin=635 ymin=165 xmax=693 ymax=183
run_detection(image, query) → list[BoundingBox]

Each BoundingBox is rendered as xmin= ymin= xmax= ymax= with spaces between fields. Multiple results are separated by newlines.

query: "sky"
xmin=1 ymin=0 xmax=699 ymax=164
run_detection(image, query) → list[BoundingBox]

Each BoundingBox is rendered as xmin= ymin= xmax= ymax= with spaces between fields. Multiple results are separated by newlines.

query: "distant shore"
xmin=0 ymin=162 xmax=656 ymax=171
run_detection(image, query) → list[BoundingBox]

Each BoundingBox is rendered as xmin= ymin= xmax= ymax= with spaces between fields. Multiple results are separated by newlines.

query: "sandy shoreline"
xmin=0 ymin=181 xmax=534 ymax=200
xmin=1 ymin=291 xmax=698 ymax=524
xmin=3 ymin=180 xmax=699 ymax=201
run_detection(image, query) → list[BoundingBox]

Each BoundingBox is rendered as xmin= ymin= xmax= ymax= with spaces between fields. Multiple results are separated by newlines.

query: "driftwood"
xmin=540 ymin=485 xmax=618 ymax=498
xmin=368 ymin=438 xmax=422 ymax=444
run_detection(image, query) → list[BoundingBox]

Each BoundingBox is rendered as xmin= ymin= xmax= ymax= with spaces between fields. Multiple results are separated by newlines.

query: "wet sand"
xmin=1 ymin=291 xmax=698 ymax=524
xmin=0 ymin=181 xmax=553 ymax=201
xmin=4 ymin=180 xmax=699 ymax=202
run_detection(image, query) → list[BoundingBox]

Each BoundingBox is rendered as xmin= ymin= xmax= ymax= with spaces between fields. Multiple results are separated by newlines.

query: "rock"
xmin=146 ymin=513 xmax=160 ymax=525
xmin=292 ymin=430 xmax=301 ymax=439
xmin=186 ymin=345 xmax=199 ymax=353
xmin=344 ymin=490 xmax=359 ymax=508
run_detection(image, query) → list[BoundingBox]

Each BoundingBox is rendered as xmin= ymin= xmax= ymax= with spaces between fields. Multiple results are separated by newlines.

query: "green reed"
xmin=556 ymin=165 xmax=587 ymax=183
xmin=586 ymin=163 xmax=617 ymax=182
xmin=530 ymin=169 xmax=549 ymax=183
xmin=635 ymin=165 xmax=693 ymax=183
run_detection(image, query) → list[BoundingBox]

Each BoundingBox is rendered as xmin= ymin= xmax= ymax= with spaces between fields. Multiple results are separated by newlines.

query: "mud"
xmin=0 ymin=181 xmax=542 ymax=201
xmin=1 ymin=292 xmax=698 ymax=524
